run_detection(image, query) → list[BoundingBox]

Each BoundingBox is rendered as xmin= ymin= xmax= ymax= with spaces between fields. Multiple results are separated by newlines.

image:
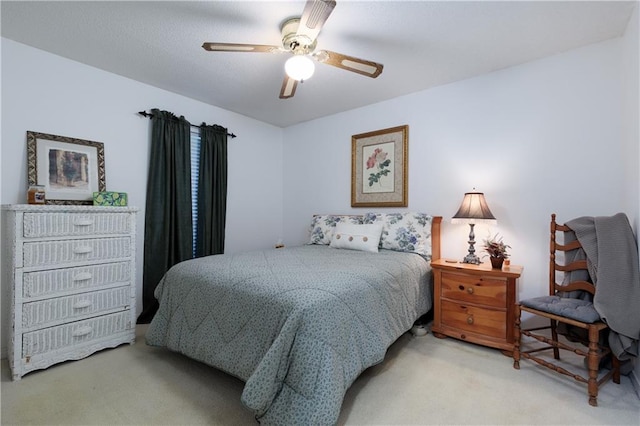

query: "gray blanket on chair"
xmin=567 ymin=213 xmax=640 ymax=361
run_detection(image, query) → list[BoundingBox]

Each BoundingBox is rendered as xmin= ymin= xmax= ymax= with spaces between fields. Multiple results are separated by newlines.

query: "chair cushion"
xmin=520 ymin=296 xmax=601 ymax=323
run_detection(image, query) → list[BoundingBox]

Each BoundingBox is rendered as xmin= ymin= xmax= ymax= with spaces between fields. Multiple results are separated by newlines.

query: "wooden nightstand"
xmin=430 ymin=259 xmax=523 ymax=353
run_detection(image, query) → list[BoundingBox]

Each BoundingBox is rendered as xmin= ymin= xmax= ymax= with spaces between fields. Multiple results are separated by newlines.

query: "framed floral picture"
xmin=27 ymin=131 xmax=106 ymax=205
xmin=351 ymin=125 xmax=408 ymax=207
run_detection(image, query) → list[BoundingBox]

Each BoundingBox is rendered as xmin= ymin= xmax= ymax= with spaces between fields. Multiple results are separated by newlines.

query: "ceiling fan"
xmin=202 ymin=0 xmax=384 ymax=99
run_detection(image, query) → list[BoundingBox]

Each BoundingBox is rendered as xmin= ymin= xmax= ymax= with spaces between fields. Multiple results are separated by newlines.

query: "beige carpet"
xmin=2 ymin=324 xmax=638 ymax=425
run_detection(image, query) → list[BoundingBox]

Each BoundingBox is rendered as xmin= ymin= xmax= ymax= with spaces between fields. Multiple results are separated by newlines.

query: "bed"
xmin=146 ymin=212 xmax=442 ymax=425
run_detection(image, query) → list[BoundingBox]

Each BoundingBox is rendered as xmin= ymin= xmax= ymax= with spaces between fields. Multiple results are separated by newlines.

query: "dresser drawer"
xmin=23 ymin=261 xmax=131 ymax=298
xmin=22 ymin=286 xmax=131 ymax=329
xmin=440 ymin=299 xmax=506 ymax=340
xmin=22 ymin=311 xmax=131 ymax=357
xmin=23 ymin=212 xmax=132 ymax=238
xmin=22 ymin=237 xmax=131 ymax=268
xmin=441 ymin=272 xmax=507 ymax=308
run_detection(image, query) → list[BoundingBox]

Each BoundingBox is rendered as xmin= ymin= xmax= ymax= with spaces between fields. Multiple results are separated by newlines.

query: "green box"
xmin=93 ymin=192 xmax=128 ymax=206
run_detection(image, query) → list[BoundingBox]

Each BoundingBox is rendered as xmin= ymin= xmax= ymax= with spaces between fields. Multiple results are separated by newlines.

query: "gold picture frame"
xmin=27 ymin=131 xmax=106 ymax=205
xmin=351 ymin=125 xmax=408 ymax=207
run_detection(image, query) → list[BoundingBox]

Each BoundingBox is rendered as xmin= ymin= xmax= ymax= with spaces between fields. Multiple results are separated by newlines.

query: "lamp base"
xmin=461 ymin=253 xmax=481 ymax=264
xmin=462 ymin=223 xmax=481 ymax=264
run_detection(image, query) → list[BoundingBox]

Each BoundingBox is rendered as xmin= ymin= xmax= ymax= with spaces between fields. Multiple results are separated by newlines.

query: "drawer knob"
xmin=467 ymin=287 xmax=474 ymax=294
xmin=467 ymin=316 xmax=474 ymax=325
xmin=73 ymin=246 xmax=93 ymax=254
xmin=72 ymin=326 xmax=93 ymax=337
xmin=73 ymin=219 xmax=94 ymax=226
xmin=73 ymin=300 xmax=92 ymax=309
xmin=72 ymin=273 xmax=92 ymax=281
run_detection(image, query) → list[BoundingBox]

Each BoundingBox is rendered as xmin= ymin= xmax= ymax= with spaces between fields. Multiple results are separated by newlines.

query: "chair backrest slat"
xmin=549 ymin=213 xmax=595 ymax=297
xmin=555 ymin=259 xmax=588 ymax=272
xmin=556 ymin=240 xmax=582 ymax=251
xmin=553 ymin=280 xmax=595 ymax=295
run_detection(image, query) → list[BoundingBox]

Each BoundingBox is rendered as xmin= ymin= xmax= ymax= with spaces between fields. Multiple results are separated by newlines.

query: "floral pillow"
xmin=308 ymin=215 xmax=363 ymax=245
xmin=363 ymin=212 xmax=433 ymax=258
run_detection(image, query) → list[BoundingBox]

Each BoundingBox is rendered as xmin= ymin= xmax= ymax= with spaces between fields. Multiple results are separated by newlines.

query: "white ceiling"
xmin=1 ymin=1 xmax=636 ymax=128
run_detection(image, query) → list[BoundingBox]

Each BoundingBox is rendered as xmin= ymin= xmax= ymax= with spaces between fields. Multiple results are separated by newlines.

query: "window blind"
xmin=190 ymin=130 xmax=201 ymax=257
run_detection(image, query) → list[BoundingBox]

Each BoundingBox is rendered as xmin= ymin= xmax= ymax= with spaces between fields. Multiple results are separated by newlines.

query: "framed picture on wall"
xmin=27 ymin=131 xmax=106 ymax=205
xmin=351 ymin=125 xmax=408 ymax=207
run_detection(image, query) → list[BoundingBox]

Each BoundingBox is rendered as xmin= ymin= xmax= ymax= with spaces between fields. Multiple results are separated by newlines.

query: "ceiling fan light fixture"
xmin=285 ymin=55 xmax=315 ymax=81
xmin=203 ymin=0 xmax=383 ymax=98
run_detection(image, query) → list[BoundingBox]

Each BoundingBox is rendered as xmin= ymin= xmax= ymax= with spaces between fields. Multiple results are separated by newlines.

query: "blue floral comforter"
xmin=146 ymin=245 xmax=432 ymax=425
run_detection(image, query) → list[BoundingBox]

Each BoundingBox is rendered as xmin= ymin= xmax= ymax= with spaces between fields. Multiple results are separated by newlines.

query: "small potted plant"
xmin=483 ymin=233 xmax=510 ymax=269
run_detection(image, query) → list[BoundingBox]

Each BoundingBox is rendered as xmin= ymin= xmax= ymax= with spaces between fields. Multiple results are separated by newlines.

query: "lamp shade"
xmin=285 ymin=55 xmax=315 ymax=81
xmin=451 ymin=191 xmax=496 ymax=223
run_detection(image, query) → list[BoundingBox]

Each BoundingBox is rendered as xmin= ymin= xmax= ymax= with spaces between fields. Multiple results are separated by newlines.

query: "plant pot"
xmin=490 ymin=257 xmax=504 ymax=269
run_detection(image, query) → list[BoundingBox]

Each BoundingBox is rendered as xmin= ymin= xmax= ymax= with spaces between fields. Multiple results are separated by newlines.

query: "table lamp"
xmin=451 ymin=190 xmax=496 ymax=264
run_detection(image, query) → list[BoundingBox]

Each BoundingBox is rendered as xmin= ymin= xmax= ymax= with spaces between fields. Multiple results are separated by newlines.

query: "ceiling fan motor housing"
xmin=281 ymin=18 xmax=316 ymax=54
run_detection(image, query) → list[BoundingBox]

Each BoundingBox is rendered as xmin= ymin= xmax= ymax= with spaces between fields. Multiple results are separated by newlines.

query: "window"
xmin=190 ymin=130 xmax=201 ymax=257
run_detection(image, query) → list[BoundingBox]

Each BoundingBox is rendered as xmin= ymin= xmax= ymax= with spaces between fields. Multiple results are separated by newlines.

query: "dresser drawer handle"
xmin=72 ymin=272 xmax=92 ymax=281
xmin=73 ymin=246 xmax=93 ymax=254
xmin=467 ymin=316 xmax=474 ymax=325
xmin=73 ymin=300 xmax=92 ymax=309
xmin=73 ymin=219 xmax=94 ymax=226
xmin=72 ymin=326 xmax=93 ymax=337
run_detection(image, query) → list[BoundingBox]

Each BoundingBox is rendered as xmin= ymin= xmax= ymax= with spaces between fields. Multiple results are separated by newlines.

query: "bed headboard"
xmin=431 ymin=216 xmax=442 ymax=261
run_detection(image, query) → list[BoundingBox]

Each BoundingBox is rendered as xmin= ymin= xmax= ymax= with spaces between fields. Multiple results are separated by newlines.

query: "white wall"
xmin=623 ymin=4 xmax=640 ymax=226
xmin=283 ymin=12 xmax=639 ymax=383
xmin=0 ymin=38 xmax=284 ymax=356
xmin=621 ymin=2 xmax=640 ymax=392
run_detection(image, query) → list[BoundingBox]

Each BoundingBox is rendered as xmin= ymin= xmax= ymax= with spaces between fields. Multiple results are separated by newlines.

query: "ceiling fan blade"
xmin=296 ymin=0 xmax=336 ymax=44
xmin=202 ymin=42 xmax=282 ymax=53
xmin=279 ymin=75 xmax=298 ymax=99
xmin=313 ymin=50 xmax=383 ymax=78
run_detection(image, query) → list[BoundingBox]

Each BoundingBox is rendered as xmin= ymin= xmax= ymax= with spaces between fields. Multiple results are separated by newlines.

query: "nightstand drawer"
xmin=441 ymin=272 xmax=507 ymax=308
xmin=440 ymin=299 xmax=506 ymax=340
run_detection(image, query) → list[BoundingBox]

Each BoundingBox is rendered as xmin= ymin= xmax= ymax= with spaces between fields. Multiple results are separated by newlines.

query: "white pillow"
xmin=308 ymin=215 xmax=362 ymax=245
xmin=330 ymin=223 xmax=383 ymax=253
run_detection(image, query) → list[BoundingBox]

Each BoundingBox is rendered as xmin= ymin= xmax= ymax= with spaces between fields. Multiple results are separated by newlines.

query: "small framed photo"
xmin=351 ymin=125 xmax=408 ymax=207
xmin=27 ymin=131 xmax=106 ymax=205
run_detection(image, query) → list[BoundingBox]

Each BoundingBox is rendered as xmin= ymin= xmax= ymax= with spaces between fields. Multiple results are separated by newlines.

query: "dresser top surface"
xmin=2 ymin=204 xmax=138 ymax=212
xmin=431 ymin=258 xmax=523 ymax=277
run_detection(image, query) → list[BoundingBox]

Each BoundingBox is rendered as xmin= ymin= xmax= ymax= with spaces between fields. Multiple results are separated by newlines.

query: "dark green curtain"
xmin=137 ymin=109 xmax=193 ymax=324
xmin=195 ymin=124 xmax=228 ymax=257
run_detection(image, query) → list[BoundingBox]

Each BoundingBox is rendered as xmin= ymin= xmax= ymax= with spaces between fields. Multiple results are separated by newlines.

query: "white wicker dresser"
xmin=1 ymin=204 xmax=138 ymax=380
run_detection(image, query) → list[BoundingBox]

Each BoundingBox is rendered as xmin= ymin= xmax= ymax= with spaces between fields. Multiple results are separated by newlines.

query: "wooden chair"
xmin=513 ymin=214 xmax=620 ymax=406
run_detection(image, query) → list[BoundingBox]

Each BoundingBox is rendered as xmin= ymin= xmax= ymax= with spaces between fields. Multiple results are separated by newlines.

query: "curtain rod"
xmin=138 ymin=111 xmax=237 ymax=138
